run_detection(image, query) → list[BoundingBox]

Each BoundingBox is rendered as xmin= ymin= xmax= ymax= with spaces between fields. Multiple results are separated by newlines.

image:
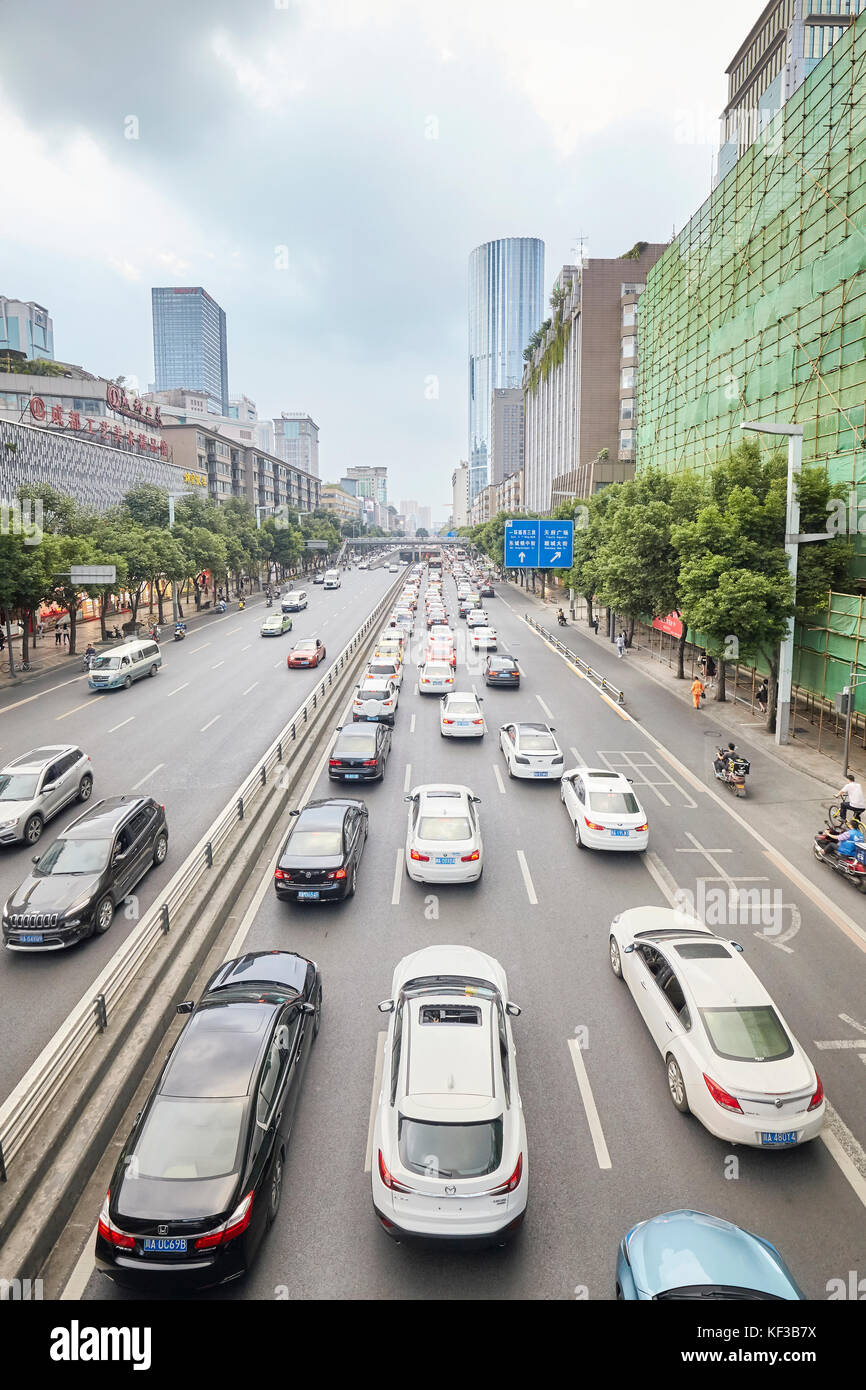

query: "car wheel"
xmin=93 ymin=895 xmax=114 ymax=936
xmin=24 ymin=813 xmax=43 ymax=845
xmin=313 ymin=985 xmax=322 ymax=1041
xmin=152 ymin=831 xmax=168 ymax=866
xmin=148 ymin=664 xmax=158 ymax=677
xmin=267 ymin=1148 xmax=284 ymax=1226
xmin=123 ymin=676 xmax=132 ymax=690
xmin=78 ymin=774 xmax=93 ymax=803
xmin=609 ymin=935 xmax=623 ymax=978
xmin=666 ymin=1055 xmax=690 ymax=1114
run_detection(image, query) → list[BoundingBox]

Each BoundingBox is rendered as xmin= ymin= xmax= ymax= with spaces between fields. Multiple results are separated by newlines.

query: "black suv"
xmin=2 ymin=796 xmax=169 ymax=951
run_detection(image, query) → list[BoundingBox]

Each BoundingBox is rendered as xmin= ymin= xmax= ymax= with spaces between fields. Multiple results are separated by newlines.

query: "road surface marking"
xmin=274 ymin=661 xmax=284 ymax=670
xmin=642 ymin=851 xmax=681 ymax=908
xmin=56 ymin=697 xmax=104 ymax=720
xmin=410 ymin=713 xmax=416 ymax=734
xmin=822 ymin=1102 xmax=866 ymax=1211
xmin=132 ymin=763 xmax=164 ymax=791
xmin=187 ymin=642 xmax=211 ymax=654
xmin=364 ymin=1032 xmax=387 ymax=1172
xmin=570 ymin=746 xmax=586 ymax=767
xmin=211 ymin=661 xmax=225 ymax=670
xmin=536 ymin=694 xmax=555 ymax=721
xmin=0 ymin=673 xmax=89 ymax=714
xmin=242 ymin=682 xmax=259 ymax=696
xmin=403 ymin=762 xmax=412 ymax=794
xmin=166 ymin=682 xmax=189 ymax=697
xmin=227 ymin=626 xmax=242 ymax=635
xmin=391 ymin=847 xmax=403 ymax=906
xmin=517 ymin=850 xmax=537 ymax=904
xmin=240 ymin=645 xmax=251 ymax=653
xmin=567 ymin=1039 xmax=612 ymax=1170
xmin=201 ymin=715 xmax=221 ymax=733
xmin=108 ymin=717 xmax=134 ymax=733
xmin=493 ymin=764 xmax=506 ymax=794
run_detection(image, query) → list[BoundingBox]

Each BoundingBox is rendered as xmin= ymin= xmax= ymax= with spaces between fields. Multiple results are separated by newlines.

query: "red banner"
xmin=652 ymin=613 xmax=683 ymax=638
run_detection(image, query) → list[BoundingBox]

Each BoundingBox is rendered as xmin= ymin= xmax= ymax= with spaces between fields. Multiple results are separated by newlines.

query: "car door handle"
xmin=274 ymin=1111 xmax=282 ymax=1126
xmin=665 ymin=1020 xmax=673 ymax=1031
xmin=639 ymin=979 xmax=647 ymax=990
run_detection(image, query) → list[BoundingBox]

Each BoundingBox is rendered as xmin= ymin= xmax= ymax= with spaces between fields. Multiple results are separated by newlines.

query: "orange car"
xmin=288 ymin=637 xmax=326 ymax=669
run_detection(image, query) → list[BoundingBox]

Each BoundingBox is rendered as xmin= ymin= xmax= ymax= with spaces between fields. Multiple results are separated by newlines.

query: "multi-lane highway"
xmin=66 ymin=559 xmax=866 ymax=1301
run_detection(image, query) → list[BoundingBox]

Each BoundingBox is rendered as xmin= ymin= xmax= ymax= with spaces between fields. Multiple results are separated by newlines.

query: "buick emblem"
xmin=157 ymin=1224 xmax=168 ymax=1235
xmin=774 ymin=1098 xmax=783 ymax=1109
xmin=305 ymin=872 xmax=312 ymax=880
xmin=444 ymin=1184 xmax=456 ymax=1196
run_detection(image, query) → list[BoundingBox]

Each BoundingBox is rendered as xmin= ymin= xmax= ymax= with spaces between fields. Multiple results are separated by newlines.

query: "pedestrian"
xmin=55 ymin=625 xmax=62 ymax=647
xmin=616 ymin=632 xmax=625 ymax=659
xmin=0 ymin=632 xmax=4 ymax=653
xmin=705 ymin=654 xmax=717 ymax=684
xmin=837 ymin=772 xmax=866 ymax=826
xmin=691 ymin=676 xmax=706 ymax=709
xmin=63 ymin=628 xmax=69 ymax=646
xmin=756 ymin=677 xmax=769 ymax=714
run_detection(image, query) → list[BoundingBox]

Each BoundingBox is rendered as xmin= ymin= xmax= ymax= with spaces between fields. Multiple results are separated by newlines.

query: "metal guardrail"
xmin=524 ymin=614 xmax=625 ymax=705
xmin=0 ymin=573 xmax=408 ymax=1179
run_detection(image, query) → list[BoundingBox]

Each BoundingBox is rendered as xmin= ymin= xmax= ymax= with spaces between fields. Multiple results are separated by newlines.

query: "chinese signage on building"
xmin=183 ymin=471 xmax=208 ymax=487
xmin=27 ymin=397 xmax=169 ymax=459
xmin=105 ymin=383 xmax=163 ymax=428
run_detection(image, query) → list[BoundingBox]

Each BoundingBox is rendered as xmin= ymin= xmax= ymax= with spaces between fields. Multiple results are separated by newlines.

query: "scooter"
xmin=266 ymin=597 xmax=273 ymax=608
xmin=713 ymin=751 xmax=750 ymax=797
xmin=813 ymin=825 xmax=866 ymax=892
xmin=238 ymin=598 xmax=246 ymax=611
xmin=81 ymin=652 xmax=96 ymax=671
xmin=556 ymin=613 xmax=568 ymax=628
xmin=174 ymin=624 xmax=186 ymax=642
xmin=216 ymin=600 xmax=227 ymax=614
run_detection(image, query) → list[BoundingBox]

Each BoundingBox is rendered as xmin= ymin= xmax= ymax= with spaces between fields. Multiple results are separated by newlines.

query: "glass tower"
xmin=151 ymin=287 xmax=229 ymax=414
xmin=468 ymin=237 xmax=544 ymax=501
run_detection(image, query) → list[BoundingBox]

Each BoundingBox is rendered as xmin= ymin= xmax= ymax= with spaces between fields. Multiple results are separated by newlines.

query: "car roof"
xmin=405 ymin=995 xmax=495 ymax=1104
xmin=336 ymin=722 xmax=379 ymax=738
xmin=296 ymin=801 xmax=349 ymax=828
xmin=668 ymin=941 xmax=768 ymax=1008
xmin=571 ymin=767 xmax=633 ymax=790
xmin=206 ymin=949 xmax=311 ymax=998
xmin=160 ymin=1003 xmax=273 ymax=1099
xmin=5 ymin=745 xmax=79 ymax=771
xmin=64 ymin=796 xmax=149 ymax=837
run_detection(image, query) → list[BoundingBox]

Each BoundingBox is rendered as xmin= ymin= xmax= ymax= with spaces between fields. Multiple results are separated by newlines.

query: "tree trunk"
xmin=627 ymin=615 xmax=635 ymax=646
xmin=21 ymin=610 xmax=30 ymax=663
xmin=69 ymin=609 xmax=78 ymax=656
xmin=766 ymin=656 xmax=779 ymax=734
xmin=99 ymin=592 xmax=108 ymax=640
xmin=676 ymin=623 xmax=687 ymax=680
xmin=715 ymin=656 xmax=727 ymax=703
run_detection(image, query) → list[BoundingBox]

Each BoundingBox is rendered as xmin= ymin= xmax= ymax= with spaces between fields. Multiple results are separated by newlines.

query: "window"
xmin=256 ymin=1041 xmax=283 ymax=1125
xmin=390 ymin=1001 xmax=404 ymax=1104
xmin=700 ymin=1006 xmax=794 ymax=1062
xmin=621 ymin=336 xmax=636 ymax=359
xmin=621 ymin=367 xmax=635 ymax=391
xmin=497 ymin=1004 xmax=512 ymax=1106
xmin=622 ymin=306 xmax=636 ymax=328
xmin=619 ymin=430 xmax=635 ymax=452
xmin=621 ymin=398 xmax=635 ymax=420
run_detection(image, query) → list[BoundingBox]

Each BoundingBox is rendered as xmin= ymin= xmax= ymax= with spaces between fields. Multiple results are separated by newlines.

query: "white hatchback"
xmin=499 ymin=722 xmax=564 ymax=780
xmin=404 ymin=784 xmax=483 ymax=882
xmin=372 ymin=944 xmax=527 ymax=1246
xmin=440 ymin=692 xmax=485 ymax=738
xmin=561 ymin=768 xmax=649 ymax=851
xmin=608 ymin=908 xmax=825 ymax=1149
xmin=419 ymin=661 xmax=454 ymax=694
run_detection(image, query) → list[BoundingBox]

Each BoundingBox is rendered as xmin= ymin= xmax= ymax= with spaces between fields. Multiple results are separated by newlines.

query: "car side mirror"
xmin=289 ymin=809 xmax=301 ymax=817
xmin=471 ymin=796 xmax=482 ymax=804
xmin=42 ymin=782 xmax=56 ymax=793
xmin=729 ymin=941 xmax=744 ymax=953
xmin=176 ymin=1000 xmax=194 ymax=1015
xmin=335 ymin=726 xmax=343 ymax=732
xmin=378 ymin=999 xmax=395 ymax=1013
xmin=300 ymin=1001 xmax=316 ymax=1015
xmin=505 ymin=1001 xmax=521 ymax=1017
xmin=623 ymin=944 xmax=636 ymax=955
xmin=32 ymin=854 xmax=40 ymax=864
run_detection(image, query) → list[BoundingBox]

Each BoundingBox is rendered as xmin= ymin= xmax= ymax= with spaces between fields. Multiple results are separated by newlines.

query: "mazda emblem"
xmin=157 ymin=1224 xmax=168 ymax=1235
xmin=444 ymin=1184 xmax=456 ymax=1196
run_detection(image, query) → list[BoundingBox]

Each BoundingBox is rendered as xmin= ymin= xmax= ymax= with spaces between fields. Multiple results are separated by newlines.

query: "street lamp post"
xmin=168 ymin=491 xmax=194 ymax=624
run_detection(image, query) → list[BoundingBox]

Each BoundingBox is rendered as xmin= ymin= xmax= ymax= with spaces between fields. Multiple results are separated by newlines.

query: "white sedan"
xmin=353 ymin=675 xmax=399 ymax=724
xmin=499 ymin=722 xmax=564 ymax=779
xmin=470 ymin=626 xmax=498 ymax=651
xmin=404 ymin=784 xmax=483 ymax=882
xmin=560 ymin=767 xmax=649 ymax=850
xmin=608 ymin=908 xmax=825 ymax=1148
xmin=419 ymin=660 xmax=454 ymax=695
xmin=371 ymin=944 xmax=526 ymax=1246
xmin=440 ymin=691 xmax=485 ymax=738
xmin=466 ymin=609 xmax=489 ymax=628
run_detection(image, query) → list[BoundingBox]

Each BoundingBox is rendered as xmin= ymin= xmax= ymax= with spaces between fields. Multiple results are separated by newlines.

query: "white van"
xmin=323 ymin=569 xmax=341 ymax=590
xmin=88 ymin=639 xmax=162 ymax=691
xmin=282 ymin=590 xmax=308 ymax=612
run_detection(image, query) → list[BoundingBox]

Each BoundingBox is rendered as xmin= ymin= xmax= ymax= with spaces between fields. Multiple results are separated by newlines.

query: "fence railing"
xmin=0 ymin=573 xmax=406 ymax=1180
xmin=524 ymin=614 xmax=625 ymax=705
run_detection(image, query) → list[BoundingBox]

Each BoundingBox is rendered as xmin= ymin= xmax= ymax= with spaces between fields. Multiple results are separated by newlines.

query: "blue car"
xmin=616 ymin=1210 xmax=804 ymax=1300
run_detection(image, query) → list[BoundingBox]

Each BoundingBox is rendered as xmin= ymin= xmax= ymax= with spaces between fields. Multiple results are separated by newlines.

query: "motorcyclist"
xmin=818 ymin=821 xmax=865 ymax=858
xmin=238 ymin=597 xmax=246 ymax=610
xmin=83 ymin=642 xmax=96 ymax=668
xmin=266 ymin=595 xmax=273 ymax=607
xmin=714 ymin=742 xmax=738 ymax=777
xmin=556 ymin=607 xmax=567 ymax=626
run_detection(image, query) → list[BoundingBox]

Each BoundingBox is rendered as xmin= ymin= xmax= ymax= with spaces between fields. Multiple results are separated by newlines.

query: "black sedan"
xmin=95 ymin=949 xmax=321 ymax=1291
xmin=329 ymin=723 xmax=391 ymax=782
xmin=274 ymin=798 xmax=368 ymax=903
xmin=484 ymin=654 xmax=520 ymax=688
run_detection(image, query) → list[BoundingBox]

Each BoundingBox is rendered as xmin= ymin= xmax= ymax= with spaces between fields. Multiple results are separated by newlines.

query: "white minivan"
xmin=88 ymin=639 xmax=162 ymax=691
xmin=282 ymin=590 xmax=308 ymax=612
xmin=323 ymin=570 xmax=341 ymax=590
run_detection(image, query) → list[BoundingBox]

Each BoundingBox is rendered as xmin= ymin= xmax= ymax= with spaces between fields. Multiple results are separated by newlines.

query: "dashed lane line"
xmin=391 ymin=847 xmax=403 ymax=906
xmin=536 ymin=694 xmax=555 ymax=721
xmin=108 ymin=717 xmax=134 ymax=734
xmin=567 ymin=1039 xmax=612 ymax=1171
xmin=200 ymin=715 xmax=221 ymax=733
xmin=242 ymin=682 xmax=259 ymax=696
xmin=166 ymin=683 xmax=189 ymax=698
xmin=131 ymin=762 xmax=164 ymax=791
xmin=55 ymin=697 xmax=104 ymax=721
xmin=493 ymin=764 xmax=506 ymax=794
xmin=403 ymin=762 xmax=412 ymax=794
xmin=516 ymin=850 xmax=538 ymax=905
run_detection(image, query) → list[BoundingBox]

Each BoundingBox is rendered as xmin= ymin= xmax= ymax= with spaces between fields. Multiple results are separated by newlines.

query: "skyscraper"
xmin=272 ymin=413 xmax=319 ymax=477
xmin=468 ymin=237 xmax=544 ymax=501
xmin=151 ymin=286 xmax=229 ymax=415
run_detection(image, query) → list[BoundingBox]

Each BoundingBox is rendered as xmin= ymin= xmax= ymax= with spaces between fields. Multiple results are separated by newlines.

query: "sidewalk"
xmin=502 ymin=579 xmax=859 ymax=795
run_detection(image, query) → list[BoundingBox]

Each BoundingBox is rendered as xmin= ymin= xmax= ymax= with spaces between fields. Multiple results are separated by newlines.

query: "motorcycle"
xmin=266 ymin=597 xmax=273 ymax=608
xmin=556 ymin=613 xmax=568 ymax=628
xmin=174 ymin=625 xmax=186 ymax=642
xmin=713 ymin=750 xmax=750 ymax=797
xmin=238 ymin=598 xmax=246 ymax=611
xmin=81 ymin=652 xmax=96 ymax=671
xmin=813 ymin=825 xmax=866 ymax=892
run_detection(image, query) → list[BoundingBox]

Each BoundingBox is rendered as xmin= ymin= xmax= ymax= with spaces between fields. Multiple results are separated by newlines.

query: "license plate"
xmin=344 ymin=773 xmax=360 ymax=779
xmin=761 ymin=1131 xmax=798 ymax=1146
xmin=436 ymin=856 xmax=456 ymax=865
xmin=21 ymin=933 xmax=44 ymax=943
xmin=143 ymin=1237 xmax=187 ymax=1253
xmin=457 ymin=721 xmax=469 ymax=727
xmin=611 ymin=829 xmax=630 ymax=837
xmin=297 ymin=891 xmax=320 ymax=900
xmin=532 ymin=771 xmax=549 ymax=778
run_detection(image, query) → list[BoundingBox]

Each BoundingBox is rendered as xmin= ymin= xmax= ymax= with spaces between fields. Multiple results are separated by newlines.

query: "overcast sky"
xmin=3 ymin=0 xmax=762 ymax=520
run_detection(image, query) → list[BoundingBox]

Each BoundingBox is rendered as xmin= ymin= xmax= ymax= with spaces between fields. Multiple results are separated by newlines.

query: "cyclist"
xmin=837 ymin=772 xmax=866 ymax=826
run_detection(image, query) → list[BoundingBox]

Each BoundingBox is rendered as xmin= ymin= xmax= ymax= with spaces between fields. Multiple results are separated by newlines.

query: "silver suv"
xmin=0 ymin=746 xmax=94 ymax=846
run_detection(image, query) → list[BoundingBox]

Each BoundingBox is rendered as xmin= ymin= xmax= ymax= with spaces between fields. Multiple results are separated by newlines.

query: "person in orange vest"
xmin=691 ymin=676 xmax=706 ymax=709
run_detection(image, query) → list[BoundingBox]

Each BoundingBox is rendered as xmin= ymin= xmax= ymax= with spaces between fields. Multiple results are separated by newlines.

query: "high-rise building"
xmin=344 ymin=465 xmax=388 ymax=507
xmin=451 ymin=462 xmax=470 ymax=530
xmin=490 ymin=387 xmax=525 ymax=486
xmin=0 ymin=297 xmax=54 ymax=361
xmin=716 ymin=0 xmax=864 ymax=184
xmin=151 ymin=286 xmax=229 ymax=415
xmin=272 ymin=412 xmax=319 ymax=477
xmin=468 ymin=237 xmax=544 ymax=502
xmin=417 ymin=506 xmax=432 ymax=533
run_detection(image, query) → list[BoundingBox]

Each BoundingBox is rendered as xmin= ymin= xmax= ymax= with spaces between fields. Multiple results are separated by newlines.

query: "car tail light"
xmin=584 ymin=818 xmax=606 ymax=831
xmin=378 ymin=1150 xmax=413 ymax=1193
xmin=461 ymin=850 xmax=480 ymax=861
xmin=410 ymin=849 xmax=430 ymax=861
xmin=514 ymin=755 xmax=530 ymax=765
xmin=194 ymin=1191 xmax=254 ymax=1250
xmin=472 ymin=719 xmax=484 ymax=725
xmin=485 ymin=1153 xmax=523 ymax=1196
xmin=329 ymin=759 xmax=340 ymax=767
xmin=97 ymin=1192 xmax=135 ymax=1249
xmin=443 ymin=719 xmax=454 ymax=725
xmin=329 ymin=868 xmax=347 ymax=880
xmin=635 ymin=823 xmax=649 ymax=832
xmin=363 ymin=759 xmax=378 ymax=767
xmin=274 ymin=868 xmax=290 ymax=881
xmin=703 ymin=1073 xmax=742 ymax=1113
xmin=808 ymin=1075 xmax=824 ymax=1111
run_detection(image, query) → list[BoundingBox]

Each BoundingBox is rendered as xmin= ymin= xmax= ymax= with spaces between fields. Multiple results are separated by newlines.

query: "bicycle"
xmin=827 ymin=801 xmax=866 ymax=832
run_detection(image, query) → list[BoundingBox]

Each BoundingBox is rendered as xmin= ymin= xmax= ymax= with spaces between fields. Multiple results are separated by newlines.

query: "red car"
xmin=288 ymin=638 xmax=327 ymax=669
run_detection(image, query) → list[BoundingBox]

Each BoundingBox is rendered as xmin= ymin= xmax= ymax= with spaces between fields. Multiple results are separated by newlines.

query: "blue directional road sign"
xmin=504 ymin=519 xmax=574 ymax=569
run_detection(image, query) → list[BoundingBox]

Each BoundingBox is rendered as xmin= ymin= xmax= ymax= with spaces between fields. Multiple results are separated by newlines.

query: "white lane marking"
xmin=0 ymin=672 xmax=90 ymax=714
xmin=108 ymin=717 xmax=134 ymax=733
xmin=569 ymin=746 xmax=586 ymax=767
xmin=227 ymin=626 xmax=242 ymax=634
xmin=242 ymin=682 xmax=259 ymax=696
xmin=536 ymin=694 xmax=555 ymax=721
xmin=55 ymin=696 xmax=104 ymax=721
xmin=410 ymin=713 xmax=416 ymax=734
xmin=414 ymin=682 xmax=419 ymax=696
xmin=493 ymin=764 xmax=506 ymax=794
xmin=274 ymin=661 xmax=284 ymax=670
xmin=166 ymin=682 xmax=189 ymax=697
xmin=132 ymin=762 xmax=164 ymax=791
xmin=60 ymin=1221 xmax=101 ymax=1300
xmin=391 ymin=847 xmax=403 ymax=906
xmin=642 ymin=851 xmax=681 ymax=908
xmin=364 ymin=1032 xmax=387 ymax=1173
xmin=821 ymin=1102 xmax=866 ymax=1211
xmin=567 ymin=1039 xmax=612 ymax=1171
xmin=211 ymin=661 xmax=225 ymax=670
xmin=516 ymin=850 xmax=538 ymax=905
xmin=240 ymin=645 xmax=251 ymax=653
xmin=201 ymin=715 xmax=221 ymax=733
xmin=186 ymin=642 xmax=211 ymax=654
xmin=403 ymin=763 xmax=412 ymax=794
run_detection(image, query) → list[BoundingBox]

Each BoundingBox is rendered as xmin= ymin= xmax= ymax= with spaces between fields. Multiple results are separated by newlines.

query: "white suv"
xmin=372 ymin=944 xmax=527 ymax=1247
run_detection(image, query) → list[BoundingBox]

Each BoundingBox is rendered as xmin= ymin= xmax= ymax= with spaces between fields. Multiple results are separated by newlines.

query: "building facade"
xmin=490 ymin=387 xmax=525 ymax=485
xmin=717 ymin=0 xmax=865 ymax=183
xmin=272 ymin=412 xmax=319 ymax=477
xmin=321 ymin=483 xmax=364 ymax=523
xmin=151 ymin=286 xmax=229 ymax=415
xmin=523 ymin=247 xmax=666 ymax=512
xmin=343 ymin=466 xmax=388 ymax=507
xmin=162 ymin=420 xmax=320 ymax=515
xmin=468 ymin=237 xmax=545 ymax=502
xmin=452 ymin=462 xmax=470 ymax=529
xmin=1 ymin=368 xmax=170 ymax=462
xmin=0 ymin=298 xmax=54 ymax=361
xmin=0 ymin=418 xmax=185 ymax=511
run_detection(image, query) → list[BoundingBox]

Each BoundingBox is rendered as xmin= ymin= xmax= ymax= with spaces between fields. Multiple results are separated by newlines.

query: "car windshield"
xmin=295 ymin=641 xmax=317 ymax=652
xmin=36 ymin=837 xmax=111 ymax=875
xmin=399 ymin=1118 xmax=503 ymax=1179
xmin=699 ymin=1006 xmax=794 ymax=1062
xmin=90 ymin=655 xmax=120 ymax=670
xmin=288 ymin=829 xmax=343 ymax=856
xmin=360 ymin=683 xmax=389 ymax=696
xmin=133 ymin=1097 xmax=245 ymax=1180
xmin=655 ymin=1286 xmax=786 ymax=1302
xmin=418 ymin=816 xmax=472 ymax=841
xmin=0 ymin=773 xmax=40 ymax=800
xmin=587 ymin=791 xmax=641 ymax=814
xmin=519 ymin=733 xmax=558 ymax=752
xmin=490 ymin=659 xmax=516 ymax=670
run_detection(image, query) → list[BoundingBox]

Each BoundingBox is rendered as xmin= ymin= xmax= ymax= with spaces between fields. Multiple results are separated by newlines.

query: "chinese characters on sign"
xmin=504 ymin=519 xmax=574 ymax=568
xmin=28 ymin=397 xmax=169 ymax=458
xmin=183 ymin=471 xmax=208 ymax=487
xmin=105 ymin=382 xmax=163 ymax=428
